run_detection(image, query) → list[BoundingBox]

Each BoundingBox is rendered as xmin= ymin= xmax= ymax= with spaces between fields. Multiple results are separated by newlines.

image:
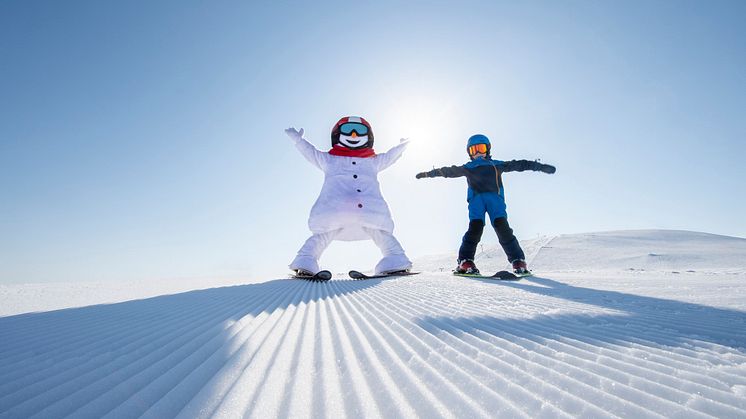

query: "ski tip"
xmin=492 ymin=270 xmax=533 ymax=280
xmin=349 ymin=270 xmax=420 ymax=279
xmin=316 ymin=270 xmax=332 ymax=281
xmin=491 ymin=271 xmax=519 ymax=280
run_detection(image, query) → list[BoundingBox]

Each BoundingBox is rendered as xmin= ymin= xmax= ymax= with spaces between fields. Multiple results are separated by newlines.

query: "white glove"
xmin=400 ymin=137 xmax=409 ymax=144
xmin=285 ymin=127 xmax=304 ymax=141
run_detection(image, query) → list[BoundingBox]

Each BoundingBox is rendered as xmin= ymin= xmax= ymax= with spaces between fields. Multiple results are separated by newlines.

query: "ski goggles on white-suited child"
xmin=339 ymin=122 xmax=369 ymax=136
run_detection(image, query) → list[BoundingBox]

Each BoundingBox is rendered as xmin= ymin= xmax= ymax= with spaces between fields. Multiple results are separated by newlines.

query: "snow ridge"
xmin=1 ymin=275 xmax=745 ymax=418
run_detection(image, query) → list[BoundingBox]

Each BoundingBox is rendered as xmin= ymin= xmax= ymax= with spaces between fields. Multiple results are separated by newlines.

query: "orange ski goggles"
xmin=468 ymin=143 xmax=489 ymax=156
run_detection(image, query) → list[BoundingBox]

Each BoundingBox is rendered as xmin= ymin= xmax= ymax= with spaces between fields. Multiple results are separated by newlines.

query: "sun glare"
xmin=380 ymin=96 xmax=458 ymax=168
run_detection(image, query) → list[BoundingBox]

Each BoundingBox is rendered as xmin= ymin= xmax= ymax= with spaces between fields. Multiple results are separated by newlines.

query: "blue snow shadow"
xmin=418 ymin=275 xmax=746 ymax=353
xmin=0 ymin=277 xmax=383 ymax=418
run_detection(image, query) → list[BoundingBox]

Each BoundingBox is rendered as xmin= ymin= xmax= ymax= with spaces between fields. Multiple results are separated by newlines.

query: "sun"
xmin=378 ymin=96 xmax=457 ymax=167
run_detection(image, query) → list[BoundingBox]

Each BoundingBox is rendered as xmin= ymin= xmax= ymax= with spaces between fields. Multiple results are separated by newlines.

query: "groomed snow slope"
xmin=1 ymin=230 xmax=745 ymax=418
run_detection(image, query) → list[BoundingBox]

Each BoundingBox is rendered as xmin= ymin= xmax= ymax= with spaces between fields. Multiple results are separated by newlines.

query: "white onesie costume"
xmin=287 ymin=130 xmax=412 ymax=274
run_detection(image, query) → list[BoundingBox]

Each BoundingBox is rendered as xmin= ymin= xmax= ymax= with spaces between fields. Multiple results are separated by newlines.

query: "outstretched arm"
xmin=415 ymin=165 xmax=469 ymax=179
xmin=285 ymin=127 xmax=327 ymax=170
xmin=374 ymin=139 xmax=409 ymax=171
xmin=499 ymin=160 xmax=556 ymax=174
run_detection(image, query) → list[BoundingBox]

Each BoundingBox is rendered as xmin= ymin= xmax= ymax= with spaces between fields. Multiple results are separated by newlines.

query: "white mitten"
xmin=285 ymin=127 xmax=305 ymax=141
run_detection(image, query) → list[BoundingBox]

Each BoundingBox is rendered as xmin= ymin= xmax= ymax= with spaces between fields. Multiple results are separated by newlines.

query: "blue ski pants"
xmin=460 ymin=193 xmax=525 ymax=263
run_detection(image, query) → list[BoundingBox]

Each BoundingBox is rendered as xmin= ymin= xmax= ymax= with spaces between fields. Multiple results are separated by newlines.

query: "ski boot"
xmin=294 ymin=268 xmax=315 ymax=277
xmin=455 ymin=259 xmax=480 ymax=275
xmin=512 ymin=259 xmax=529 ymax=275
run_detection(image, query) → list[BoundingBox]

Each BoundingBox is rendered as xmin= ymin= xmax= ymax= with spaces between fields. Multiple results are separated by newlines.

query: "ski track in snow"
xmin=1 ymin=231 xmax=746 ymax=418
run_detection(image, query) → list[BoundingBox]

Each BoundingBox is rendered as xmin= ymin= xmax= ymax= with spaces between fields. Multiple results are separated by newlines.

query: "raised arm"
xmin=499 ymin=159 xmax=556 ymax=174
xmin=374 ymin=139 xmax=409 ymax=171
xmin=415 ymin=165 xmax=469 ymax=179
xmin=285 ymin=127 xmax=327 ymax=170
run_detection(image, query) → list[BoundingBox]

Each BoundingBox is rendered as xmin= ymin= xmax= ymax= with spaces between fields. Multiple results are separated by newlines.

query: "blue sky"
xmin=1 ymin=0 xmax=744 ymax=283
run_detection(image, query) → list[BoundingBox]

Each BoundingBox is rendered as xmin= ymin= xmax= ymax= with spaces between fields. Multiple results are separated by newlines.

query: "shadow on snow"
xmin=419 ymin=275 xmax=746 ymax=353
xmin=0 ymin=277 xmax=383 ymax=417
xmin=1 ymin=275 xmax=745 ymax=417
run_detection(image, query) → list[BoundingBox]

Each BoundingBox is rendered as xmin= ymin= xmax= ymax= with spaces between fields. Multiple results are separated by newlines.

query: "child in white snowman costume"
xmin=285 ymin=116 xmax=412 ymax=276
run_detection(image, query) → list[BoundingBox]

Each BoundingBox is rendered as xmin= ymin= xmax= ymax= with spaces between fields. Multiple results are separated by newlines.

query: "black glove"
xmin=415 ymin=172 xmax=429 ymax=179
xmin=540 ymin=164 xmax=556 ymax=174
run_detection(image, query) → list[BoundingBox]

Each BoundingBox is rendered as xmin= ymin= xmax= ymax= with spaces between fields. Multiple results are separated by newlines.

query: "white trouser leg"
xmin=363 ymin=228 xmax=412 ymax=274
xmin=289 ymin=229 xmax=341 ymax=273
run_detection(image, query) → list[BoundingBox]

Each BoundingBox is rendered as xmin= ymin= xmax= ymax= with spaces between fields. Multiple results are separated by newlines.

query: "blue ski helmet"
xmin=466 ymin=134 xmax=491 ymax=158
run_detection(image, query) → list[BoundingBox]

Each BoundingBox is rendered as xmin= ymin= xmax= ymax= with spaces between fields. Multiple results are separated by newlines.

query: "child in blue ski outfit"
xmin=415 ymin=134 xmax=556 ymax=275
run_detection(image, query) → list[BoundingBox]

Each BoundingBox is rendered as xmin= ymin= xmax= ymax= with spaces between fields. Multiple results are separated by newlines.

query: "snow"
xmin=1 ymin=230 xmax=745 ymax=418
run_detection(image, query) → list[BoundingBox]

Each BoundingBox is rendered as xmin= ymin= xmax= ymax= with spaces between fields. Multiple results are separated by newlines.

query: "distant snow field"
xmin=1 ymin=230 xmax=745 ymax=418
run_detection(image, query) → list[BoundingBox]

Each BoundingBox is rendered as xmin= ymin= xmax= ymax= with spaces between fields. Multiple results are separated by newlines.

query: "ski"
xmin=453 ymin=270 xmax=532 ymax=280
xmin=348 ymin=270 xmax=420 ymax=280
xmin=291 ymin=270 xmax=332 ymax=281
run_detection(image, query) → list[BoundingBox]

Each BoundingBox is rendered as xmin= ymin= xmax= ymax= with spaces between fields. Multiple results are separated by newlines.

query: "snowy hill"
xmin=419 ymin=229 xmax=746 ymax=275
xmin=1 ymin=230 xmax=745 ymax=418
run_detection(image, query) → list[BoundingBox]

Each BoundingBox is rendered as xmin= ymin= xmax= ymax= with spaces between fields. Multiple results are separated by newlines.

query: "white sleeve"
xmin=374 ymin=140 xmax=409 ymax=171
xmin=291 ymin=136 xmax=328 ymax=171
